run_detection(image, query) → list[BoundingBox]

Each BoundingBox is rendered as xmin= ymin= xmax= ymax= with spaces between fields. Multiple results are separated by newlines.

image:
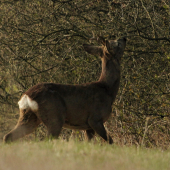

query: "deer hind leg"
xmin=3 ymin=110 xmax=41 ymax=143
xmin=46 ymin=116 xmax=64 ymax=140
xmin=85 ymin=129 xmax=95 ymax=141
xmin=88 ymin=119 xmax=113 ymax=144
xmin=41 ymin=116 xmax=64 ymax=140
xmin=38 ymin=101 xmax=66 ymax=140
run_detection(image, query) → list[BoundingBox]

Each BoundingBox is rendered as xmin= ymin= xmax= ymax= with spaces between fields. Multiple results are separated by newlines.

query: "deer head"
xmin=83 ymin=36 xmax=126 ymax=61
xmin=83 ymin=36 xmax=126 ymax=84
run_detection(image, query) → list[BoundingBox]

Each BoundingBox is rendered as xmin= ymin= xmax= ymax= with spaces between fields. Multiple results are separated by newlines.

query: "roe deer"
xmin=3 ymin=36 xmax=126 ymax=144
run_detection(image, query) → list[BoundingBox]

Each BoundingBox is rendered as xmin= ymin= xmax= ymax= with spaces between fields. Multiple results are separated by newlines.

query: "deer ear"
xmin=83 ymin=44 xmax=103 ymax=57
xmin=105 ymin=40 xmax=111 ymax=52
xmin=97 ymin=36 xmax=106 ymax=46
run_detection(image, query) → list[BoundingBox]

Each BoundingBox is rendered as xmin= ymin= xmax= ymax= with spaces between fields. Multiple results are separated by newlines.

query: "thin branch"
xmin=140 ymin=0 xmax=155 ymax=37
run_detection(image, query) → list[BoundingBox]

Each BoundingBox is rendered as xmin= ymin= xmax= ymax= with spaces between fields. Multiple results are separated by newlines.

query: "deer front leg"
xmin=88 ymin=119 xmax=113 ymax=144
xmin=85 ymin=129 xmax=95 ymax=141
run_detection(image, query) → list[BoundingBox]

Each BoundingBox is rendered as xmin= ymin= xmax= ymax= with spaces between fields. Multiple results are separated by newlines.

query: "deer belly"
xmin=63 ymin=108 xmax=91 ymax=130
xmin=63 ymin=122 xmax=91 ymax=130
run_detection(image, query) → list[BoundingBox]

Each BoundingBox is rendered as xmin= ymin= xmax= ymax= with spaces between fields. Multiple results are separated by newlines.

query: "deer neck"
xmin=98 ymin=58 xmax=121 ymax=88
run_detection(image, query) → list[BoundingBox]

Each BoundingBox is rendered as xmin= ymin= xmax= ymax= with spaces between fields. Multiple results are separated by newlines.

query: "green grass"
xmin=0 ymin=140 xmax=170 ymax=170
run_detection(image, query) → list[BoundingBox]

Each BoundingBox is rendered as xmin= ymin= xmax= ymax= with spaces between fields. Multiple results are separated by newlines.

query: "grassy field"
xmin=0 ymin=140 xmax=170 ymax=170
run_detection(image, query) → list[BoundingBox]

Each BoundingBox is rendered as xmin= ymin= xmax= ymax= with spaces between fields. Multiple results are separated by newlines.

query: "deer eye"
xmin=118 ymin=43 xmax=122 ymax=48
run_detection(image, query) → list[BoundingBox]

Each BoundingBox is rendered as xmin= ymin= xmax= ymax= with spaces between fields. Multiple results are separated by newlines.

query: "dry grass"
xmin=0 ymin=140 xmax=170 ymax=170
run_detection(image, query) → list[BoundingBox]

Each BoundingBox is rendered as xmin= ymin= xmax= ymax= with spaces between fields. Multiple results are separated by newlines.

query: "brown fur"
xmin=3 ymin=37 xmax=126 ymax=144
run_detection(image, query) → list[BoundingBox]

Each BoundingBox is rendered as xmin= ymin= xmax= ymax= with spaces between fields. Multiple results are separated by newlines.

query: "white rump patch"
xmin=18 ymin=94 xmax=38 ymax=112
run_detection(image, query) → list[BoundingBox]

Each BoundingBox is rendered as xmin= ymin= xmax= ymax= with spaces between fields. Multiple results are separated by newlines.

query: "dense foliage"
xmin=0 ymin=0 xmax=169 ymax=148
